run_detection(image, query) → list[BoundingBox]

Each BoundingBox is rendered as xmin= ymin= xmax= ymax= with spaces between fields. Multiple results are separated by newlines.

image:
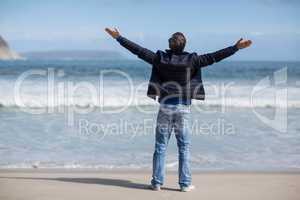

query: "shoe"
xmin=149 ymin=184 xmax=161 ymax=191
xmin=180 ymin=185 xmax=195 ymax=192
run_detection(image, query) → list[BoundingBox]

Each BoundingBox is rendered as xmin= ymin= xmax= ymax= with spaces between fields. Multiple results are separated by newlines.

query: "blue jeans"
xmin=151 ymin=104 xmax=191 ymax=187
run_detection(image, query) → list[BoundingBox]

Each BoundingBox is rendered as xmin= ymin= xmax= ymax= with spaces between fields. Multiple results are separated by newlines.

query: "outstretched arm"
xmin=105 ymin=27 xmax=156 ymax=64
xmin=197 ymin=38 xmax=252 ymax=68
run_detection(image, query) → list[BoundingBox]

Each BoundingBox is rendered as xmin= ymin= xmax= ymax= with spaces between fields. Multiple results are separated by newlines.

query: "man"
xmin=105 ymin=28 xmax=252 ymax=192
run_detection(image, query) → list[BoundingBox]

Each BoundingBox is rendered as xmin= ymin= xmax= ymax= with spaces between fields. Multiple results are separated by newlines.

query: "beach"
xmin=0 ymin=169 xmax=299 ymax=200
xmin=0 ymin=60 xmax=299 ymax=199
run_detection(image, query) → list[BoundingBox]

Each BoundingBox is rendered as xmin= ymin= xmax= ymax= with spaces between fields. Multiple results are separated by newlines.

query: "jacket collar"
xmin=165 ymin=49 xmax=189 ymax=55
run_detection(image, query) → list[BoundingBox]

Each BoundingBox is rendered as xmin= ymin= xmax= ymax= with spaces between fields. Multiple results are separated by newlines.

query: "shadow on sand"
xmin=0 ymin=176 xmax=179 ymax=192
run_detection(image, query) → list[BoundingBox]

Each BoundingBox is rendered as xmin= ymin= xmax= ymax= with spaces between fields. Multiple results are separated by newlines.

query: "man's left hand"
xmin=105 ymin=27 xmax=120 ymax=39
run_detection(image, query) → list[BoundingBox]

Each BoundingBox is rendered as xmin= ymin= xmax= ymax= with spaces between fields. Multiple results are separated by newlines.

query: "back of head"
xmin=168 ymin=32 xmax=186 ymax=53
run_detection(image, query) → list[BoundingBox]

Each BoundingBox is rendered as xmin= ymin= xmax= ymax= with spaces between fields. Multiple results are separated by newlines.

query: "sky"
xmin=0 ymin=0 xmax=300 ymax=60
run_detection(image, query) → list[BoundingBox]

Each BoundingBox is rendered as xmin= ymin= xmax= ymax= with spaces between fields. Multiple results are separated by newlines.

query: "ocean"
xmin=0 ymin=60 xmax=299 ymax=171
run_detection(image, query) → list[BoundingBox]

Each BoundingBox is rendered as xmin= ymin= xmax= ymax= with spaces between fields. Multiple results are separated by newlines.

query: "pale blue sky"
xmin=0 ymin=0 xmax=299 ymax=60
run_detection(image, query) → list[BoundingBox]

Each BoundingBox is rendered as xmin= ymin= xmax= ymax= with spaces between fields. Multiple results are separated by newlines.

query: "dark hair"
xmin=168 ymin=32 xmax=186 ymax=53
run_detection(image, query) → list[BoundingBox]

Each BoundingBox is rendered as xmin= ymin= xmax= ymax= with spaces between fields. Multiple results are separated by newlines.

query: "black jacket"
xmin=116 ymin=36 xmax=238 ymax=102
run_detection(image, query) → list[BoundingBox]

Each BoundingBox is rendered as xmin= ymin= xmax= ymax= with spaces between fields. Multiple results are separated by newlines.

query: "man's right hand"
xmin=235 ymin=38 xmax=252 ymax=50
xmin=105 ymin=27 xmax=120 ymax=39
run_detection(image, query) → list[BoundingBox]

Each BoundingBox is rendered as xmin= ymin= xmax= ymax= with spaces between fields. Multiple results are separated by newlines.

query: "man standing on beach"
xmin=105 ymin=27 xmax=252 ymax=192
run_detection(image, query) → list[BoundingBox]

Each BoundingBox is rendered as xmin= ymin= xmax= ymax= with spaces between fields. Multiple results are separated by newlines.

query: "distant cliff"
xmin=0 ymin=35 xmax=22 ymax=60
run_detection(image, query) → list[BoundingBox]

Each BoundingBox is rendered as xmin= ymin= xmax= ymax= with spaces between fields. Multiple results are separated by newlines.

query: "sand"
xmin=0 ymin=169 xmax=299 ymax=200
